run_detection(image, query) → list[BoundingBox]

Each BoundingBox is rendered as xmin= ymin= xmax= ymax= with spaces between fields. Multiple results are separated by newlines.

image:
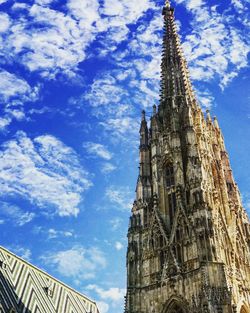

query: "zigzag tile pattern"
xmin=0 ymin=247 xmax=99 ymax=313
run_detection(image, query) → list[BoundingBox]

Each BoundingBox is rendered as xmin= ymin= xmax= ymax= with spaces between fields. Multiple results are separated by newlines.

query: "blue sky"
xmin=0 ymin=0 xmax=249 ymax=312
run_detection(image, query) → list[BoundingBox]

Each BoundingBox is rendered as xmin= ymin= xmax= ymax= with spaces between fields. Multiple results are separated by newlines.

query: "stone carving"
xmin=125 ymin=1 xmax=250 ymax=313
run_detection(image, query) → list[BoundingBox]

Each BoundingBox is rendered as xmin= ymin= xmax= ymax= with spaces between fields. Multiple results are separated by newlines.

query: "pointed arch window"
xmin=165 ymin=164 xmax=175 ymax=188
xmin=166 ymin=303 xmax=185 ymax=313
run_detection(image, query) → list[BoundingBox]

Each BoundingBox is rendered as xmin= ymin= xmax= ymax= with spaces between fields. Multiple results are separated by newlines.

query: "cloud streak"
xmin=43 ymin=246 xmax=107 ymax=280
xmin=0 ymin=131 xmax=92 ymax=217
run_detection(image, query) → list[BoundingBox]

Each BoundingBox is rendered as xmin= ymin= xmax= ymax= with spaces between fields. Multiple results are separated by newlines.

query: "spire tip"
xmin=141 ymin=110 xmax=146 ymax=121
xmin=165 ymin=0 xmax=171 ymax=8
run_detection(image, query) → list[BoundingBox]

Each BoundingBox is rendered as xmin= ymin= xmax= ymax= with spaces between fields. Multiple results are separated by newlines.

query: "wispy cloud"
xmin=101 ymin=162 xmax=117 ymax=174
xmin=114 ymin=241 xmax=124 ymax=251
xmin=43 ymin=246 xmax=107 ymax=280
xmin=8 ymin=246 xmax=32 ymax=262
xmin=178 ymin=0 xmax=250 ymax=89
xmin=105 ymin=186 xmax=133 ymax=211
xmin=195 ymin=88 xmax=215 ymax=109
xmin=0 ymin=131 xmax=92 ymax=217
xmin=0 ymin=0 xmax=8 ymax=5
xmin=34 ymin=226 xmax=75 ymax=240
xmin=0 ymin=201 xmax=35 ymax=226
xmin=96 ymin=301 xmax=109 ymax=313
xmin=0 ymin=70 xmax=39 ymax=104
xmin=0 ymin=70 xmax=40 ymax=131
xmin=1 ymin=0 xmax=155 ymax=81
xmin=4 ymin=2 xmax=100 ymax=79
xmin=83 ymin=142 xmax=113 ymax=160
xmin=110 ymin=217 xmax=123 ymax=231
xmin=86 ymin=284 xmax=125 ymax=312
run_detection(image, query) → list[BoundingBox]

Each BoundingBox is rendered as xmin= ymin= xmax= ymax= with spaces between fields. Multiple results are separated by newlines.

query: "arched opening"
xmin=167 ymin=303 xmax=185 ymax=313
xmin=164 ymin=300 xmax=186 ymax=313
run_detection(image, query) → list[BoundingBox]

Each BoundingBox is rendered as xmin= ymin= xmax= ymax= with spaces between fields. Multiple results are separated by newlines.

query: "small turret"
xmin=213 ymin=116 xmax=220 ymax=129
xmin=206 ymin=109 xmax=212 ymax=123
xmin=153 ymin=104 xmax=157 ymax=116
xmin=140 ymin=110 xmax=149 ymax=147
xmin=165 ymin=0 xmax=171 ymax=9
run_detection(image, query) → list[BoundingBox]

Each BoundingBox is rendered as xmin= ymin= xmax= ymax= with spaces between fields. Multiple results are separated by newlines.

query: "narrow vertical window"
xmin=165 ymin=165 xmax=175 ymax=187
xmin=168 ymin=192 xmax=176 ymax=226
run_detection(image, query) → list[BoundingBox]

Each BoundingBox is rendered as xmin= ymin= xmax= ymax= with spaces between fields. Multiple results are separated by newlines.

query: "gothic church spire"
xmin=125 ymin=1 xmax=250 ymax=312
xmin=160 ymin=0 xmax=195 ymax=108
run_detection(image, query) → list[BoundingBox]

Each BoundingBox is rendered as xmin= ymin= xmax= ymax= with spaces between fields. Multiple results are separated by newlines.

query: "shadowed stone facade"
xmin=125 ymin=1 xmax=250 ymax=313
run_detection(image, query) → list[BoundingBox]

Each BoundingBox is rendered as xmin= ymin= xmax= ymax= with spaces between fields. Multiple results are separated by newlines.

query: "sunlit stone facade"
xmin=125 ymin=1 xmax=250 ymax=313
xmin=0 ymin=246 xmax=99 ymax=313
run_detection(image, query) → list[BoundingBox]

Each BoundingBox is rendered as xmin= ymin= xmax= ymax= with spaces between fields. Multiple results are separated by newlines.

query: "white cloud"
xmin=8 ymin=246 xmax=32 ymax=262
xmin=11 ymin=3 xmax=29 ymax=10
xmin=43 ymin=246 xmax=106 ymax=279
xmin=0 ymin=70 xmax=39 ymax=130
xmin=115 ymin=241 xmax=124 ymax=251
xmin=0 ymin=131 xmax=92 ymax=217
xmin=34 ymin=226 xmax=75 ymax=239
xmin=178 ymin=1 xmax=250 ymax=88
xmin=101 ymin=162 xmax=117 ymax=174
xmin=5 ymin=2 xmax=100 ymax=78
xmin=110 ymin=217 xmax=122 ymax=230
xmin=232 ymin=0 xmax=245 ymax=11
xmin=0 ymin=0 xmax=7 ymax=5
xmin=85 ymin=74 xmax=127 ymax=107
xmin=35 ymin=0 xmax=54 ymax=5
xmin=195 ymin=88 xmax=215 ymax=109
xmin=5 ymin=109 xmax=26 ymax=121
xmin=47 ymin=228 xmax=74 ymax=239
xmin=87 ymin=284 xmax=126 ymax=313
xmin=100 ymin=117 xmax=139 ymax=138
xmin=102 ymin=0 xmax=155 ymax=23
xmin=83 ymin=142 xmax=113 ymax=160
xmin=87 ymin=284 xmax=125 ymax=303
xmin=2 ymin=0 xmax=154 ymax=80
xmin=0 ymin=70 xmax=39 ymax=104
xmin=0 ymin=13 xmax=10 ymax=32
xmin=0 ymin=201 xmax=35 ymax=226
xmin=0 ymin=117 xmax=11 ymax=131
xmin=0 ymin=0 xmax=156 ymax=82
xmin=97 ymin=301 xmax=109 ymax=313
xmin=0 ymin=219 xmax=5 ymax=224
xmin=67 ymin=0 xmax=99 ymax=25
xmin=105 ymin=186 xmax=133 ymax=211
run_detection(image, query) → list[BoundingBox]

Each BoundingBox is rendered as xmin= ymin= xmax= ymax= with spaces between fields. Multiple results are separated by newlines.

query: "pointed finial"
xmin=206 ymin=109 xmax=212 ymax=122
xmin=153 ymin=105 xmax=157 ymax=115
xmin=141 ymin=110 xmax=146 ymax=121
xmin=213 ymin=116 xmax=219 ymax=129
xmin=165 ymin=0 xmax=171 ymax=8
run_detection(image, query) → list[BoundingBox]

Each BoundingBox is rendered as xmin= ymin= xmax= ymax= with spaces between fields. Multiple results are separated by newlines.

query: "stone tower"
xmin=125 ymin=1 xmax=250 ymax=313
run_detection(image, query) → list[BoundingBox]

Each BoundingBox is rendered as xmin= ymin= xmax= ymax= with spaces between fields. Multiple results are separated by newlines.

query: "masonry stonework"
xmin=125 ymin=1 xmax=250 ymax=313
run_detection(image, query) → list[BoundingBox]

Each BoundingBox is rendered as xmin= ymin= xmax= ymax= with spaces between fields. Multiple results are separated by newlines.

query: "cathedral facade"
xmin=125 ymin=1 xmax=250 ymax=313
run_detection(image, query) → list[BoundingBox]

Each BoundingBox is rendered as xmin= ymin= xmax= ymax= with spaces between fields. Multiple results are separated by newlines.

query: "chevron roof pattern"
xmin=0 ymin=246 xmax=99 ymax=313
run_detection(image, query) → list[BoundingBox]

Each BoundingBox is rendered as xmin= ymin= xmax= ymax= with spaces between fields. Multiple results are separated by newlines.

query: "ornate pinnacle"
xmin=141 ymin=110 xmax=146 ymax=121
xmin=165 ymin=0 xmax=171 ymax=8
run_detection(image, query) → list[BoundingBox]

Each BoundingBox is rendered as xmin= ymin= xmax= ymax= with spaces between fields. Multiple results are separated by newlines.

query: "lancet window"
xmin=165 ymin=164 xmax=175 ymax=188
xmin=168 ymin=192 xmax=177 ymax=227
